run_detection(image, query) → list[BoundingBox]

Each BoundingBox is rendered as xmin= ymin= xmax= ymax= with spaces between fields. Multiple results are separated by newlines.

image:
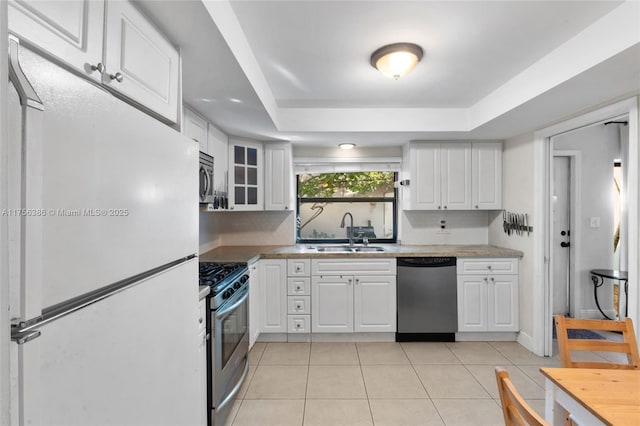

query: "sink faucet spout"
xmin=339 ymin=212 xmax=355 ymax=247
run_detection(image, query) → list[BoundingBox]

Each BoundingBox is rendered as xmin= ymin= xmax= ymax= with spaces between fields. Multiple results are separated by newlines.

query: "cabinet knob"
xmin=490 ymin=277 xmax=495 ymax=282
xmin=198 ymin=317 xmax=203 ymax=324
xmin=296 ymin=267 xmax=301 ymax=272
xmin=488 ymin=265 xmax=492 ymax=270
xmin=296 ymin=285 xmax=301 ymax=290
xmin=284 ymin=206 xmax=288 ymax=210
xmin=475 ymin=205 xmax=479 ymax=209
xmin=348 ymin=278 xmax=352 ymax=285
xmin=444 ymin=206 xmax=448 ymax=209
xmin=296 ymin=323 xmax=301 ymax=328
xmin=90 ymin=62 xmax=105 ymax=74
xmin=109 ymin=72 xmax=124 ymax=82
xmin=355 ymin=278 xmax=359 ymax=285
xmin=483 ymin=277 xmax=488 ymax=282
xmin=438 ymin=206 xmax=442 ymax=210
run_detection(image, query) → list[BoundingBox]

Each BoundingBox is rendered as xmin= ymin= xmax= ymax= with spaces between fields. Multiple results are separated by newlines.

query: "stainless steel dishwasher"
xmin=396 ymin=257 xmax=457 ymax=342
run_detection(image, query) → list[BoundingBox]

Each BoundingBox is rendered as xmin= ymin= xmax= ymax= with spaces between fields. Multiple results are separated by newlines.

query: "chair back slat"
xmin=554 ymin=315 xmax=640 ymax=369
xmin=495 ymin=367 xmax=549 ymax=426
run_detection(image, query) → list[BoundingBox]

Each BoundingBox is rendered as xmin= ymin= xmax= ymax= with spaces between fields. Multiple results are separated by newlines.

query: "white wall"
xmin=401 ymin=211 xmax=489 ymax=245
xmin=554 ymin=123 xmax=621 ymax=317
xmin=488 ymin=133 xmax=537 ymax=348
xmin=0 ymin=2 xmax=9 ymax=423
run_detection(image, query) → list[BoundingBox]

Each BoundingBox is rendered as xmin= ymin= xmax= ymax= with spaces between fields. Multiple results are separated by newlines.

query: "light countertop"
xmin=199 ymin=244 xmax=523 ymax=264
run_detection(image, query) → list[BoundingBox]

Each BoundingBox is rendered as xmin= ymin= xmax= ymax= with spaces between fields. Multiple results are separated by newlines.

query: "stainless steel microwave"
xmin=199 ymin=152 xmax=214 ymax=203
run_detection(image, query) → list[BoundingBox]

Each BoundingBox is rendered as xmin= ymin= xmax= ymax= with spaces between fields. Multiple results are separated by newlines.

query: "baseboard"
xmin=256 ymin=332 xmax=396 ymax=343
xmin=256 ymin=333 xmax=287 ymax=342
xmin=517 ymin=330 xmax=536 ymax=354
xmin=455 ymin=332 xmax=518 ymax=341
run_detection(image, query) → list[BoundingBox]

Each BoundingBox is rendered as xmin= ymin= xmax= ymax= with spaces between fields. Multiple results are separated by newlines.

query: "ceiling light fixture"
xmin=339 ymin=143 xmax=356 ymax=150
xmin=370 ymin=42 xmax=423 ymax=80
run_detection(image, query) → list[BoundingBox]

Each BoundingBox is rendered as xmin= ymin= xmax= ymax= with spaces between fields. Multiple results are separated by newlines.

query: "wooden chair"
xmin=495 ymin=367 xmax=548 ymax=426
xmin=554 ymin=314 xmax=640 ymax=369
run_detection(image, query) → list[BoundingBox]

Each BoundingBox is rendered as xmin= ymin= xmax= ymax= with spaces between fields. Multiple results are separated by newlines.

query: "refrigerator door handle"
xmin=8 ymin=37 xmax=44 ymax=111
xmin=11 ymin=328 xmax=41 ymax=345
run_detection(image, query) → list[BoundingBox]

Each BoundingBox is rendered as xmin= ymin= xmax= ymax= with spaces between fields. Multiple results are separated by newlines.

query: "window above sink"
xmin=296 ymin=172 xmax=398 ymax=245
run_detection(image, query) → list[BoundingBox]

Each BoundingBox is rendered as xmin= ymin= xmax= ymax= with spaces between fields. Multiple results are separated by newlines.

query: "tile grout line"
xmin=354 ymin=342 xmax=376 ymax=426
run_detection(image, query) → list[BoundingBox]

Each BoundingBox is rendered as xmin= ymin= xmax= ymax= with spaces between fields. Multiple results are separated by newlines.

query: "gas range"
xmin=199 ymin=262 xmax=249 ymax=309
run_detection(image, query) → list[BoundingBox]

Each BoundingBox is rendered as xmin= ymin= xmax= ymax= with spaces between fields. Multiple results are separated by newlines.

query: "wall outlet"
xmin=589 ymin=217 xmax=601 ymax=228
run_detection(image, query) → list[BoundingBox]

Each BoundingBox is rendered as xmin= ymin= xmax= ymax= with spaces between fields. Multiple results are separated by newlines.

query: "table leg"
xmin=545 ymin=378 xmax=566 ymax=425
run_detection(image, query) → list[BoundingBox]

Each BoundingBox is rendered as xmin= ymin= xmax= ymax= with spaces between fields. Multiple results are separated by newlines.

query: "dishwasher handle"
xmin=397 ymin=257 xmax=456 ymax=268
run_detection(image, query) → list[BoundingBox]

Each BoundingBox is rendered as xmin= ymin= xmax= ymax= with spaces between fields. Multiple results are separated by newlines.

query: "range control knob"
xmin=234 ymin=282 xmax=242 ymax=289
xmin=222 ymin=289 xmax=234 ymax=299
xmin=240 ymin=275 xmax=249 ymax=283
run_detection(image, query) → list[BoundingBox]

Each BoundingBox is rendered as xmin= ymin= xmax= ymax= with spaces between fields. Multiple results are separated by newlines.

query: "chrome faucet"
xmin=339 ymin=212 xmax=354 ymax=247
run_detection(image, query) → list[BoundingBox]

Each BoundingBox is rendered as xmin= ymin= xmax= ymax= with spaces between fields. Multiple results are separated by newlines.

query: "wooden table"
xmin=540 ymin=368 xmax=640 ymax=425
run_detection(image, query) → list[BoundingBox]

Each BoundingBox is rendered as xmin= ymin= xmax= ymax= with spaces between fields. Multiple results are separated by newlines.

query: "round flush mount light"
xmin=370 ymin=42 xmax=424 ymax=80
xmin=339 ymin=143 xmax=356 ymax=150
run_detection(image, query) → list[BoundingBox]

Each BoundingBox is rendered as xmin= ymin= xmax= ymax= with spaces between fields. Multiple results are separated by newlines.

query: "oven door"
xmin=212 ymin=286 xmax=249 ymax=412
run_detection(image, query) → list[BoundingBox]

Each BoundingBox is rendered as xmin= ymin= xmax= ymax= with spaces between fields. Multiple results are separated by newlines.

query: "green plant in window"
xmin=298 ymin=172 xmax=395 ymax=197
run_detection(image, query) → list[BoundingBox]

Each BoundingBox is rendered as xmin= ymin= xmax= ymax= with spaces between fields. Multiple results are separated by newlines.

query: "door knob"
xmin=109 ymin=72 xmax=124 ymax=82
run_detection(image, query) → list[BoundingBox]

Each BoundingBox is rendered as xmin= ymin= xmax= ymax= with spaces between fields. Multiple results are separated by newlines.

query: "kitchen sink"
xmin=309 ymin=245 xmax=385 ymax=253
xmin=353 ymin=246 xmax=385 ymax=252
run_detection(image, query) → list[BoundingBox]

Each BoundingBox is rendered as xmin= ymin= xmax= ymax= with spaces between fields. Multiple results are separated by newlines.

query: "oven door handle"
xmin=215 ymin=288 xmax=248 ymax=320
xmin=216 ymin=355 xmax=248 ymax=412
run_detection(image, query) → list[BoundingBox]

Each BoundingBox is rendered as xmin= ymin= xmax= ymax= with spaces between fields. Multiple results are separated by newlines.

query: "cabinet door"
xmin=208 ymin=123 xmax=228 ymax=196
xmin=410 ymin=143 xmax=441 ymax=210
xmin=264 ymin=143 xmax=293 ymax=211
xmin=488 ymin=275 xmax=518 ymax=332
xmin=197 ymin=327 xmax=207 ymax=426
xmin=104 ymin=0 xmax=179 ymax=122
xmin=229 ymin=140 xmax=263 ymax=211
xmin=354 ymin=275 xmax=396 ymax=332
xmin=8 ymin=0 xmax=105 ymax=82
xmin=472 ymin=143 xmax=502 ymax=210
xmin=183 ymin=107 xmax=208 ymax=153
xmin=457 ymin=275 xmax=487 ymax=332
xmin=259 ymin=260 xmax=286 ymax=333
xmin=312 ymin=275 xmax=353 ymax=333
xmin=441 ymin=143 xmax=471 ymax=210
xmin=248 ymin=262 xmax=260 ymax=348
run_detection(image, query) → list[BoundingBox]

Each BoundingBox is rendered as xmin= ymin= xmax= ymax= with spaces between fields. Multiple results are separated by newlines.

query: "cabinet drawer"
xmin=312 ymin=258 xmax=396 ymax=276
xmin=288 ymin=259 xmax=310 ymax=276
xmin=287 ymin=296 xmax=311 ymax=315
xmin=288 ymin=315 xmax=310 ymax=333
xmin=288 ymin=277 xmax=311 ymax=295
xmin=457 ymin=258 xmax=518 ymax=275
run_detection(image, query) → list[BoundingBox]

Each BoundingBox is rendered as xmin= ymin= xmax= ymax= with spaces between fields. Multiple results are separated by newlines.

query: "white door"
xmin=488 ymin=275 xmax=519 ymax=331
xmin=103 ymin=0 xmax=179 ymax=123
xmin=552 ymin=156 xmax=571 ymax=316
xmin=441 ymin=143 xmax=472 ymax=210
xmin=457 ymin=275 xmax=487 ymax=332
xmin=411 ymin=144 xmax=441 ymax=210
xmin=312 ymin=275 xmax=353 ymax=333
xmin=229 ymin=140 xmax=263 ymax=211
xmin=354 ymin=275 xmax=396 ymax=332
xmin=259 ymin=260 xmax=286 ymax=333
xmin=8 ymin=0 xmax=105 ymax=82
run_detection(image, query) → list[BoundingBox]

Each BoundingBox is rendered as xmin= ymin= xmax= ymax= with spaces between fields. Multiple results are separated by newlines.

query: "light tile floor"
xmin=223 ymin=340 xmax=614 ymax=426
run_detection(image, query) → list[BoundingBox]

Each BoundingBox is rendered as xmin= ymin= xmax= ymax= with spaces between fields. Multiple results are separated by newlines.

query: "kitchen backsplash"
xmin=199 ymin=211 xmax=295 ymax=253
xmin=400 ymin=210 xmax=490 ymax=245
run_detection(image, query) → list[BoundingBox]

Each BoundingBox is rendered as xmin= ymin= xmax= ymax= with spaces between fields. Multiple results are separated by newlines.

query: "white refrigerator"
xmin=8 ymin=38 xmax=202 ymax=425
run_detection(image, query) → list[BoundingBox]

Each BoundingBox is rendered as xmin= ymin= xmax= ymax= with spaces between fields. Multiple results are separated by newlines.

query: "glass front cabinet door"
xmin=229 ymin=140 xmax=263 ymax=210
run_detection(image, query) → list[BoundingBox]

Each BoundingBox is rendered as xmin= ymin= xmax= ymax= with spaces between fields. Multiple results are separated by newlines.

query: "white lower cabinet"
xmin=287 ymin=259 xmax=311 ymax=333
xmin=248 ymin=260 xmax=260 ymax=348
xmin=259 ymin=259 xmax=287 ymax=333
xmin=312 ymin=275 xmax=353 ymax=333
xmin=457 ymin=258 xmax=519 ymax=332
xmin=197 ymin=298 xmax=207 ymax=426
xmin=311 ymin=258 xmax=396 ymax=334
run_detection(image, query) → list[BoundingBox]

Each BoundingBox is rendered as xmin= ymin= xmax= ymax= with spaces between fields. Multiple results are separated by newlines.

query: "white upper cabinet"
xmin=9 ymin=0 xmax=180 ymax=123
xmin=405 ymin=143 xmax=471 ymax=210
xmin=471 ymin=142 xmax=502 ymax=210
xmin=229 ymin=139 xmax=263 ymax=211
xmin=264 ymin=143 xmax=294 ymax=211
xmin=103 ymin=0 xmax=179 ymax=123
xmin=441 ymin=143 xmax=472 ymax=210
xmin=8 ymin=0 xmax=105 ymax=82
xmin=182 ymin=107 xmax=208 ymax=153
xmin=403 ymin=142 xmax=500 ymax=210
